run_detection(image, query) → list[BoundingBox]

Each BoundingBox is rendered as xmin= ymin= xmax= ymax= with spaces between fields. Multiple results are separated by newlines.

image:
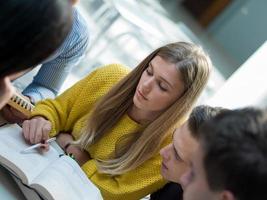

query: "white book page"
xmin=31 ymin=156 xmax=102 ymax=200
xmin=0 ymin=124 xmax=59 ymax=184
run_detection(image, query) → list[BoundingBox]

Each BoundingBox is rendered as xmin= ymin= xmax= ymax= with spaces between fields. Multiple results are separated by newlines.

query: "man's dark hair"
xmin=150 ymin=105 xmax=227 ymax=200
xmin=0 ymin=0 xmax=73 ymax=78
xmin=188 ymin=105 xmax=227 ymax=139
xmin=200 ymin=107 xmax=267 ymax=200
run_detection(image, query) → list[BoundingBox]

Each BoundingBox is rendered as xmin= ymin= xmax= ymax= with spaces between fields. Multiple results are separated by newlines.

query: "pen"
xmin=20 ymin=137 xmax=56 ymax=153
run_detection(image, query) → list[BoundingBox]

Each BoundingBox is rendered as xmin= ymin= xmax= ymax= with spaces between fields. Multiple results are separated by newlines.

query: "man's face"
xmin=70 ymin=0 xmax=79 ymax=5
xmin=180 ymin=145 xmax=222 ymax=200
xmin=160 ymin=122 xmax=198 ymax=183
xmin=0 ymin=76 xmax=14 ymax=109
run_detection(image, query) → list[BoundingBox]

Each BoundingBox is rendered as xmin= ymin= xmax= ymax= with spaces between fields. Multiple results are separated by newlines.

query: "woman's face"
xmin=133 ymin=56 xmax=185 ymax=114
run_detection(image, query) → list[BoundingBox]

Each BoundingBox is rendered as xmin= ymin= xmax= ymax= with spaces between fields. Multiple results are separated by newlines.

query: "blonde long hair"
xmin=77 ymin=42 xmax=212 ymax=175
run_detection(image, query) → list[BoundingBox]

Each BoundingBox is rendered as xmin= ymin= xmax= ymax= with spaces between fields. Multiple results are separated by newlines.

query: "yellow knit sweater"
xmin=31 ymin=64 xmax=170 ymax=200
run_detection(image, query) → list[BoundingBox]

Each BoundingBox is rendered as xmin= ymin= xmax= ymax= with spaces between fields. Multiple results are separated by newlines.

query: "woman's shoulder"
xmin=81 ymin=64 xmax=131 ymax=87
xmin=92 ymin=63 xmax=131 ymax=79
xmin=97 ymin=63 xmax=131 ymax=74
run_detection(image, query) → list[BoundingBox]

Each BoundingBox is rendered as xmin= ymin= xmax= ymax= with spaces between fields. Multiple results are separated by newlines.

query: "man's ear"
xmin=220 ymin=190 xmax=235 ymax=200
xmin=70 ymin=0 xmax=78 ymax=5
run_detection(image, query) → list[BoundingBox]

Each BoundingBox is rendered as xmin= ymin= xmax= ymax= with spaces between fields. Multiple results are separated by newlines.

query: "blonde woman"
xmin=22 ymin=42 xmax=212 ymax=200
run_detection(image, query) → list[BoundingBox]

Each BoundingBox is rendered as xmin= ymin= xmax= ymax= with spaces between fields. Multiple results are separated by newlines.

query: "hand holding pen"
xmin=22 ymin=116 xmax=52 ymax=152
xmin=21 ymin=137 xmax=56 ymax=153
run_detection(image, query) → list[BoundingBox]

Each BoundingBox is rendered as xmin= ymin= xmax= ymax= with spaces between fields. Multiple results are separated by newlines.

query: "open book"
xmin=0 ymin=124 xmax=102 ymax=200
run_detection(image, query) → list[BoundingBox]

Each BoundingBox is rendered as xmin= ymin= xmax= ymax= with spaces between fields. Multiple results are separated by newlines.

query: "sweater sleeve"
xmin=30 ymin=69 xmax=98 ymax=136
xmin=81 ymin=156 xmax=167 ymax=200
xmin=31 ymin=64 xmax=130 ymax=137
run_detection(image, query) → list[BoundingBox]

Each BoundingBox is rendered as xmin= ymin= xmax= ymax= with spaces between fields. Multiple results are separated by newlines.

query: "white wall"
xmin=206 ymin=41 xmax=267 ymax=109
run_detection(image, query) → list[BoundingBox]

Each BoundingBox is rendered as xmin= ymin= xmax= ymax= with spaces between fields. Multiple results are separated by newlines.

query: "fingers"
xmin=29 ymin=119 xmax=38 ymax=144
xmin=22 ymin=119 xmax=30 ymax=141
xmin=22 ymin=117 xmax=51 ymax=144
xmin=39 ymin=143 xmax=50 ymax=153
xmin=42 ymin=123 xmax=51 ymax=141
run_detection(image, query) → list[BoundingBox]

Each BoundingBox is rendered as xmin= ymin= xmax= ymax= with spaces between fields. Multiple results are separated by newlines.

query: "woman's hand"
xmin=56 ymin=133 xmax=74 ymax=150
xmin=22 ymin=116 xmax=51 ymax=148
xmin=57 ymin=133 xmax=91 ymax=166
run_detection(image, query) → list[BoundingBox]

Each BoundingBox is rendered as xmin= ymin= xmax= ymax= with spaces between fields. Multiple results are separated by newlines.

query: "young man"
xmin=0 ymin=0 xmax=73 ymax=110
xmin=181 ymin=108 xmax=267 ymax=200
xmin=150 ymin=105 xmax=226 ymax=199
xmin=1 ymin=0 xmax=89 ymax=123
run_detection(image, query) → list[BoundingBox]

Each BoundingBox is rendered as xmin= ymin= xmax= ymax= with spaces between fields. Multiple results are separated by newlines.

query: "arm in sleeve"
xmin=31 ymin=69 xmax=97 ymax=137
xmin=23 ymin=18 xmax=90 ymax=103
xmin=30 ymin=64 xmax=130 ymax=137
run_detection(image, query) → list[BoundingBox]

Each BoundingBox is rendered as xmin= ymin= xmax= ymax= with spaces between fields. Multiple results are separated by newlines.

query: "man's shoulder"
xmin=150 ymin=182 xmax=183 ymax=200
xmin=58 ymin=7 xmax=89 ymax=51
xmin=42 ymin=7 xmax=90 ymax=62
xmin=72 ymin=7 xmax=89 ymax=38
